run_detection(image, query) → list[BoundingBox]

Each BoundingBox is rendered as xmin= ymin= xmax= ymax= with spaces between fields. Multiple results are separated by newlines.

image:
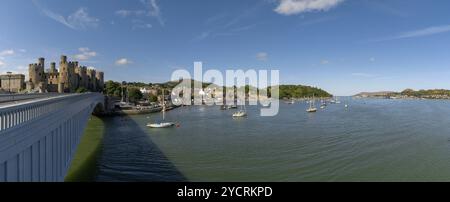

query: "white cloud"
xmin=394 ymin=25 xmax=450 ymax=40
xmin=74 ymin=47 xmax=97 ymax=61
xmin=67 ymin=8 xmax=99 ymax=29
xmin=17 ymin=65 xmax=27 ymax=70
xmin=321 ymin=60 xmax=330 ymax=65
xmin=0 ymin=60 xmax=5 ymax=67
xmin=131 ymin=19 xmax=152 ymax=30
xmin=115 ymin=10 xmax=146 ymax=18
xmin=194 ymin=31 xmax=211 ymax=41
xmin=0 ymin=49 xmax=15 ymax=56
xmin=115 ymin=0 xmax=164 ymax=26
xmin=115 ymin=58 xmax=132 ymax=66
xmin=275 ymin=0 xmax=345 ymax=15
xmin=351 ymin=73 xmax=376 ymax=78
xmin=141 ymin=0 xmax=164 ymax=25
xmin=256 ymin=52 xmax=268 ymax=61
xmin=33 ymin=1 xmax=99 ymax=30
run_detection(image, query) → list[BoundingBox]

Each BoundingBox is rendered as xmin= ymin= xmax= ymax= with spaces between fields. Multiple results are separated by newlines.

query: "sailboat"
xmin=307 ymin=94 xmax=318 ymax=113
xmin=232 ymin=100 xmax=247 ymax=117
xmin=147 ymin=89 xmax=175 ymax=128
xmin=335 ymin=96 xmax=341 ymax=104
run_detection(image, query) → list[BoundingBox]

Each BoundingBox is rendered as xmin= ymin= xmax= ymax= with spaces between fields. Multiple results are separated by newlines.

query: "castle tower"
xmin=38 ymin=58 xmax=45 ymax=66
xmin=68 ymin=61 xmax=78 ymax=92
xmin=75 ymin=66 xmax=88 ymax=89
xmin=61 ymin=55 xmax=67 ymax=64
xmin=58 ymin=55 xmax=69 ymax=93
xmin=28 ymin=57 xmax=47 ymax=91
xmin=49 ymin=62 xmax=57 ymax=74
xmin=87 ymin=68 xmax=97 ymax=92
xmin=96 ymin=71 xmax=104 ymax=92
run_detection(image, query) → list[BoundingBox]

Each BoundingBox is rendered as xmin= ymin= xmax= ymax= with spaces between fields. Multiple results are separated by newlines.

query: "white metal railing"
xmin=0 ymin=93 xmax=61 ymax=103
xmin=0 ymin=93 xmax=104 ymax=182
xmin=0 ymin=93 xmax=98 ymax=132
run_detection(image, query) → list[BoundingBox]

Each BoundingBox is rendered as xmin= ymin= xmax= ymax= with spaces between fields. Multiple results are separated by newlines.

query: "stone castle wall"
xmin=27 ymin=55 xmax=104 ymax=93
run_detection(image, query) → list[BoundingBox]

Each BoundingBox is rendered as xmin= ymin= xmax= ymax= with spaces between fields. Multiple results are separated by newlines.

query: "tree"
xmin=128 ymin=88 xmax=143 ymax=102
xmin=105 ymin=80 xmax=121 ymax=97
xmin=148 ymin=94 xmax=158 ymax=103
xmin=76 ymin=87 xmax=89 ymax=93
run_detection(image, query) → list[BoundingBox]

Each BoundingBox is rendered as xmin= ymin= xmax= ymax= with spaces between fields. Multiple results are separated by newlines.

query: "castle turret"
xmin=38 ymin=58 xmax=45 ymax=66
xmin=59 ymin=55 xmax=69 ymax=93
xmin=28 ymin=57 xmax=47 ymax=91
xmin=49 ymin=62 xmax=57 ymax=74
xmin=87 ymin=68 xmax=97 ymax=92
xmin=96 ymin=71 xmax=104 ymax=92
xmin=61 ymin=55 xmax=67 ymax=64
xmin=76 ymin=66 xmax=88 ymax=89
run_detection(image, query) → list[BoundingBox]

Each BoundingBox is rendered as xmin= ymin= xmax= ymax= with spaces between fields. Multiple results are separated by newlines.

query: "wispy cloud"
xmin=115 ymin=10 xmax=146 ymax=18
xmin=115 ymin=58 xmax=133 ymax=66
xmin=321 ymin=60 xmax=330 ymax=65
xmin=377 ymin=24 xmax=450 ymax=41
xmin=256 ymin=52 xmax=269 ymax=61
xmin=0 ymin=49 xmax=15 ymax=56
xmin=115 ymin=0 xmax=164 ymax=26
xmin=74 ymin=47 xmax=97 ymax=61
xmin=194 ymin=31 xmax=211 ymax=41
xmin=275 ymin=0 xmax=345 ymax=15
xmin=194 ymin=3 xmax=265 ymax=41
xmin=33 ymin=0 xmax=99 ymax=30
xmin=131 ymin=19 xmax=152 ymax=30
xmin=141 ymin=0 xmax=164 ymax=26
xmin=351 ymin=73 xmax=377 ymax=78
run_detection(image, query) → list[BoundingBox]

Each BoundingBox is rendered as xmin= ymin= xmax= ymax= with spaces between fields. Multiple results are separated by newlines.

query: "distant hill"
xmin=354 ymin=91 xmax=396 ymax=98
xmin=108 ymin=80 xmax=332 ymax=99
xmin=355 ymin=89 xmax=450 ymax=99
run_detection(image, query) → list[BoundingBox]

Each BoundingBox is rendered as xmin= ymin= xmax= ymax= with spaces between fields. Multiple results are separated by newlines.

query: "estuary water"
xmin=97 ymin=98 xmax=450 ymax=182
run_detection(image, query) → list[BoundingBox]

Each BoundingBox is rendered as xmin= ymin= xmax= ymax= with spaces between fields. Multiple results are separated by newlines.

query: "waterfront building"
xmin=0 ymin=73 xmax=25 ymax=93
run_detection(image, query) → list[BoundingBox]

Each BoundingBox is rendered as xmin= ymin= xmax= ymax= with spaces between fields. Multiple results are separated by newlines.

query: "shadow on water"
xmin=95 ymin=115 xmax=186 ymax=182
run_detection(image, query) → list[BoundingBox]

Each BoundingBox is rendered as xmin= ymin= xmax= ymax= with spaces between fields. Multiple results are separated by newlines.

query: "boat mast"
xmin=162 ymin=89 xmax=166 ymax=121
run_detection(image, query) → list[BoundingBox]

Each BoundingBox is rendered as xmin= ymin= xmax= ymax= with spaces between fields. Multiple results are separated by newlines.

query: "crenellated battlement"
xmin=27 ymin=55 xmax=104 ymax=93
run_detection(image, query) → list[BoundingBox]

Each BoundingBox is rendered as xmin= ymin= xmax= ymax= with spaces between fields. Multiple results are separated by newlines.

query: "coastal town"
xmin=354 ymin=89 xmax=450 ymax=100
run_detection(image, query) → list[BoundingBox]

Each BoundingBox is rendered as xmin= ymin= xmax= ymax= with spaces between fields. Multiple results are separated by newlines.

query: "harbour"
xmin=95 ymin=98 xmax=450 ymax=181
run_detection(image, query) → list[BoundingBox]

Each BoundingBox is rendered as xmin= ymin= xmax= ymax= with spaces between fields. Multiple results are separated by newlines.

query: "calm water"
xmin=97 ymin=98 xmax=450 ymax=182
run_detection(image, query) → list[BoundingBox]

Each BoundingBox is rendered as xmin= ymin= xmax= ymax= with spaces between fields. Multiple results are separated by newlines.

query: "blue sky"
xmin=1 ymin=0 xmax=450 ymax=95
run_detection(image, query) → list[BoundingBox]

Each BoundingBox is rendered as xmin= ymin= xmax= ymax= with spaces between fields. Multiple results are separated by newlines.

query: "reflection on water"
xmin=98 ymin=98 xmax=450 ymax=182
xmin=96 ymin=116 xmax=186 ymax=182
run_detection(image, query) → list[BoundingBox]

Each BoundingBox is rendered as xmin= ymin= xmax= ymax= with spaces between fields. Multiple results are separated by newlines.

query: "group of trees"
xmin=400 ymin=89 xmax=450 ymax=97
xmin=277 ymin=85 xmax=332 ymax=99
xmin=105 ymin=80 xmax=166 ymax=103
xmin=105 ymin=80 xmax=145 ymax=102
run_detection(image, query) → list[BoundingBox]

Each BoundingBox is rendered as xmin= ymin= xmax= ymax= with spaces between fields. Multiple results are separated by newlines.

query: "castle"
xmin=27 ymin=55 xmax=104 ymax=93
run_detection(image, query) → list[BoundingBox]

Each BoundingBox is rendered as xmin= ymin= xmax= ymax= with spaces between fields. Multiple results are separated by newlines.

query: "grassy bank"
xmin=65 ymin=116 xmax=105 ymax=182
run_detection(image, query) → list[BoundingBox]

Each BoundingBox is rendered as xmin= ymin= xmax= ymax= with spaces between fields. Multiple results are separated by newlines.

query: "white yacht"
xmin=147 ymin=89 xmax=176 ymax=128
xmin=233 ymin=101 xmax=247 ymax=117
xmin=307 ymin=94 xmax=318 ymax=113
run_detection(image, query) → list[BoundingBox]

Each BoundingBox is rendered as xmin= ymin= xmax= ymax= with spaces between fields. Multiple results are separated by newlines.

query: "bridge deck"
xmin=0 ymin=93 xmax=63 ymax=107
